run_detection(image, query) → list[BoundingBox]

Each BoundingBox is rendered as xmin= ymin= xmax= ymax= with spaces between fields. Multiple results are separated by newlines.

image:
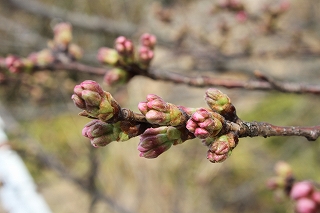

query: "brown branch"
xmin=2 ymin=58 xmax=320 ymax=94
xmin=7 ymin=0 xmax=137 ymax=36
xmin=237 ymin=121 xmax=320 ymax=141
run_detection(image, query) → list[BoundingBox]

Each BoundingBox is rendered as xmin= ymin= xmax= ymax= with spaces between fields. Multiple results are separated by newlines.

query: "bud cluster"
xmin=4 ymin=22 xmax=82 ymax=73
xmin=138 ymin=94 xmax=186 ymax=126
xmin=266 ymin=162 xmax=320 ymax=213
xmin=97 ymin=33 xmax=157 ymax=87
xmin=72 ymin=80 xmax=121 ymax=121
xmin=82 ymin=119 xmax=142 ymax=147
xmin=138 ymin=126 xmax=184 ymax=158
xmin=72 ymin=80 xmax=241 ymax=162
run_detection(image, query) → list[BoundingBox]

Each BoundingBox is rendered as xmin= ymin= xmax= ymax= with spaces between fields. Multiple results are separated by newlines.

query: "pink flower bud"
xmin=295 ymin=198 xmax=317 ymax=213
xmin=5 ymin=55 xmax=34 ymax=73
xmin=290 ymin=181 xmax=314 ymax=200
xmin=140 ymin=33 xmax=157 ymax=49
xmin=312 ymin=191 xmax=320 ymax=204
xmin=138 ymin=46 xmax=154 ymax=68
xmin=31 ymin=49 xmax=54 ymax=67
xmin=115 ymin=36 xmax=134 ymax=56
xmin=72 ymin=80 xmax=120 ymax=121
xmin=68 ymin=44 xmax=83 ymax=60
xmin=82 ymin=120 xmax=130 ymax=147
xmin=186 ymin=108 xmax=223 ymax=139
xmin=206 ymin=132 xmax=238 ymax=163
xmin=274 ymin=161 xmax=292 ymax=178
xmin=104 ymin=68 xmax=129 ymax=87
xmin=138 ymin=126 xmax=183 ymax=158
xmin=138 ymin=94 xmax=185 ymax=126
xmin=53 ymin=22 xmax=72 ymax=48
xmin=97 ymin=47 xmax=120 ymax=66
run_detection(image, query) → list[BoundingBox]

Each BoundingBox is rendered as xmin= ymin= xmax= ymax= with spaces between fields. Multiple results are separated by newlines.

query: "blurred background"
xmin=0 ymin=0 xmax=320 ymax=212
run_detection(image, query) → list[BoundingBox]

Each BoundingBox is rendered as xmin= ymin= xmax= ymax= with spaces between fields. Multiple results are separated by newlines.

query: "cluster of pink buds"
xmin=138 ymin=94 xmax=187 ymax=126
xmin=72 ymin=80 xmax=241 ymax=162
xmin=72 ymin=80 xmax=121 ymax=121
xmin=97 ymin=33 xmax=157 ymax=87
xmin=290 ymin=181 xmax=320 ymax=213
xmin=82 ymin=120 xmax=127 ymax=147
xmin=267 ymin=162 xmax=320 ymax=213
xmin=5 ymin=55 xmax=33 ymax=73
xmin=138 ymin=126 xmax=184 ymax=158
xmin=4 ymin=22 xmax=82 ymax=74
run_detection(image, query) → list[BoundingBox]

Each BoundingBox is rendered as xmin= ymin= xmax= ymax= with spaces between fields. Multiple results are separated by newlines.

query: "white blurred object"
xmin=0 ymin=117 xmax=52 ymax=213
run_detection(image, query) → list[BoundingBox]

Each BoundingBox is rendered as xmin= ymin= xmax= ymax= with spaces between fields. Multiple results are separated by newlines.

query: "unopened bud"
xmin=207 ymin=132 xmax=238 ymax=163
xmin=82 ymin=120 xmax=130 ymax=147
xmin=186 ymin=108 xmax=224 ymax=139
xmin=53 ymin=22 xmax=72 ymax=48
xmin=295 ymin=198 xmax=317 ymax=213
xmin=274 ymin=161 xmax=292 ymax=178
xmin=115 ymin=36 xmax=134 ymax=63
xmin=104 ymin=68 xmax=129 ymax=87
xmin=138 ymin=126 xmax=183 ymax=158
xmin=68 ymin=44 xmax=83 ymax=60
xmin=205 ymin=88 xmax=237 ymax=121
xmin=140 ymin=33 xmax=157 ymax=49
xmin=290 ymin=181 xmax=314 ymax=200
xmin=72 ymin=80 xmax=120 ymax=121
xmin=97 ymin=47 xmax=120 ymax=66
xmin=138 ymin=94 xmax=185 ymax=126
xmin=138 ymin=46 xmax=154 ymax=68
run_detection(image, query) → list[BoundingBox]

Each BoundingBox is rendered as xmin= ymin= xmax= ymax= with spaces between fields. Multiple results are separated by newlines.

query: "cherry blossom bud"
xmin=5 ymin=55 xmax=34 ymax=73
xmin=140 ymin=33 xmax=157 ymax=49
xmin=72 ymin=80 xmax=121 ymax=121
xmin=29 ymin=49 xmax=54 ymax=67
xmin=97 ymin=47 xmax=120 ymax=66
xmin=138 ymin=46 xmax=154 ymax=68
xmin=205 ymin=88 xmax=237 ymax=121
xmin=115 ymin=36 xmax=134 ymax=60
xmin=295 ymin=198 xmax=317 ymax=213
xmin=312 ymin=191 xmax=320 ymax=204
xmin=53 ymin=22 xmax=72 ymax=48
xmin=104 ymin=68 xmax=129 ymax=87
xmin=186 ymin=108 xmax=223 ymax=139
xmin=68 ymin=44 xmax=83 ymax=60
xmin=82 ymin=120 xmax=130 ymax=147
xmin=138 ymin=126 xmax=183 ymax=158
xmin=274 ymin=161 xmax=292 ymax=178
xmin=138 ymin=94 xmax=186 ymax=126
xmin=290 ymin=181 xmax=314 ymax=200
xmin=207 ymin=132 xmax=238 ymax=163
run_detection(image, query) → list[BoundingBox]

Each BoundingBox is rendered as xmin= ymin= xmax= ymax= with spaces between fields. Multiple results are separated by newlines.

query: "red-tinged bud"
xmin=71 ymin=94 xmax=86 ymax=109
xmin=97 ymin=47 xmax=120 ymax=66
xmin=103 ymin=68 xmax=129 ymax=87
xmin=140 ymin=33 xmax=157 ymax=49
xmin=274 ymin=161 xmax=292 ymax=178
xmin=186 ymin=108 xmax=223 ymax=139
xmin=236 ymin=11 xmax=247 ymax=22
xmin=312 ymin=191 xmax=320 ymax=204
xmin=138 ymin=46 xmax=154 ymax=68
xmin=72 ymin=80 xmax=121 ymax=121
xmin=68 ymin=44 xmax=83 ymax=60
xmin=290 ymin=181 xmax=314 ymax=200
xmin=115 ymin=36 xmax=134 ymax=58
xmin=138 ymin=126 xmax=183 ymax=158
xmin=82 ymin=120 xmax=131 ymax=147
xmin=5 ymin=55 xmax=34 ymax=73
xmin=206 ymin=132 xmax=238 ymax=163
xmin=138 ymin=94 xmax=186 ymax=126
xmin=295 ymin=198 xmax=317 ymax=213
xmin=205 ymin=88 xmax=237 ymax=121
xmin=30 ymin=49 xmax=54 ymax=67
xmin=53 ymin=22 xmax=72 ymax=48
